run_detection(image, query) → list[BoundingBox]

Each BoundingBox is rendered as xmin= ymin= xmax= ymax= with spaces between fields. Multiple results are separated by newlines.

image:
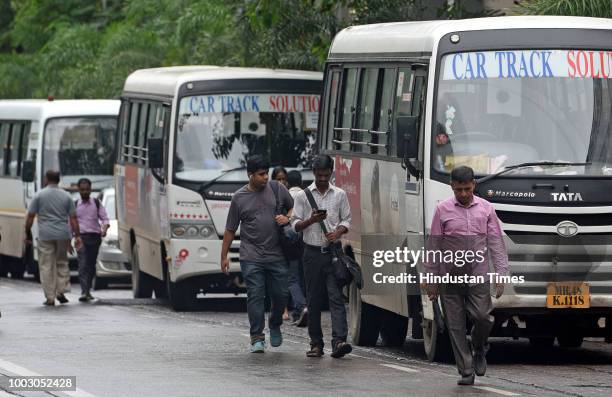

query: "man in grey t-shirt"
xmin=25 ymin=170 xmax=82 ymax=306
xmin=221 ymin=155 xmax=293 ymax=353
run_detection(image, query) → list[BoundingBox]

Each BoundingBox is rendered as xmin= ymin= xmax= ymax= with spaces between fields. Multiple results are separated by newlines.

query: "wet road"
xmin=0 ymin=277 xmax=611 ymax=397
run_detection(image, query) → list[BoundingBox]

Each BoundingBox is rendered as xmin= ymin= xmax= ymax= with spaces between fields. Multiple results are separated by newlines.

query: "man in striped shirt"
xmin=292 ymin=154 xmax=352 ymax=358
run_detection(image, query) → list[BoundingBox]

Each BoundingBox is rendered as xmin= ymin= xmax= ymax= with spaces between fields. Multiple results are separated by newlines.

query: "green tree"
xmin=517 ymin=0 xmax=612 ymax=17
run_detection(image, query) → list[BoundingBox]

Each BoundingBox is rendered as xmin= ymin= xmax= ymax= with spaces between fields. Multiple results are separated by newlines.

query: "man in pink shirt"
xmin=425 ymin=166 xmax=508 ymax=385
xmin=75 ymin=178 xmax=110 ymax=302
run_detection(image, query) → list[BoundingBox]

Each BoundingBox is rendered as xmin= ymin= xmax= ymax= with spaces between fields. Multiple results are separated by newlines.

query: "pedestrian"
xmin=25 ymin=170 xmax=83 ymax=306
xmin=271 ymin=166 xmax=291 ymax=321
xmin=424 ymin=165 xmax=508 ymax=385
xmin=283 ymin=170 xmax=308 ymax=326
xmin=75 ymin=178 xmax=110 ymax=302
xmin=292 ymin=154 xmax=352 ymax=358
xmin=221 ymin=155 xmax=293 ymax=353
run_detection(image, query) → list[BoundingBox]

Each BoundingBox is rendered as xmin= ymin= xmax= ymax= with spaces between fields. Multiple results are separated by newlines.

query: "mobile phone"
xmin=316 ymin=209 xmax=327 ymax=215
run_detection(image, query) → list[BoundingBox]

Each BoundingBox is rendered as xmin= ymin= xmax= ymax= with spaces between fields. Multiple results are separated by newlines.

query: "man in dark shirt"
xmin=221 ymin=155 xmax=293 ymax=353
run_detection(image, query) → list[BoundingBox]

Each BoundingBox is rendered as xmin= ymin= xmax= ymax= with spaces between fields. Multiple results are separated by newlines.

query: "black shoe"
xmin=56 ymin=294 xmax=68 ymax=304
xmin=457 ymin=373 xmax=475 ymax=385
xmin=294 ymin=308 xmax=308 ymax=327
xmin=474 ymin=353 xmax=487 ymax=376
xmin=79 ymin=294 xmax=88 ymax=302
xmin=306 ymin=345 xmax=324 ymax=358
xmin=43 ymin=300 xmax=55 ymax=306
xmin=331 ymin=341 xmax=352 ymax=358
xmin=86 ymin=292 xmax=94 ymax=301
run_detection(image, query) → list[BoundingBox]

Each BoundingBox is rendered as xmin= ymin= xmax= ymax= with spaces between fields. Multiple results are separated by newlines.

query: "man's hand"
xmin=275 ymin=215 xmax=289 ymax=226
xmin=495 ymin=283 xmax=504 ymax=299
xmin=101 ymin=224 xmax=110 ymax=238
xmin=309 ymin=210 xmax=327 ymax=224
xmin=422 ymin=283 xmax=439 ymax=301
xmin=325 ymin=230 xmax=341 ymax=242
xmin=221 ymin=257 xmax=230 ymax=275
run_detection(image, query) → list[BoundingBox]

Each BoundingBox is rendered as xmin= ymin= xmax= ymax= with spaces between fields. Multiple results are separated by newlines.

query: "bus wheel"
xmin=380 ymin=310 xmax=408 ymax=347
xmin=131 ymin=246 xmax=154 ymax=298
xmin=166 ymin=277 xmax=196 ymax=311
xmin=93 ymin=276 xmax=108 ymax=290
xmin=9 ymin=257 xmax=25 ymax=279
xmin=557 ymin=335 xmax=583 ymax=348
xmin=348 ymin=281 xmax=381 ymax=346
xmin=423 ymin=315 xmax=452 ymax=362
xmin=0 ymin=256 xmax=8 ymax=278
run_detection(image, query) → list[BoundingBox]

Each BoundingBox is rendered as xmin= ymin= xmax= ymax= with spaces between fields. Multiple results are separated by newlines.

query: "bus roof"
xmin=0 ymin=99 xmax=120 ymax=122
xmin=123 ymin=66 xmax=323 ymax=97
xmin=329 ymin=16 xmax=612 ymax=58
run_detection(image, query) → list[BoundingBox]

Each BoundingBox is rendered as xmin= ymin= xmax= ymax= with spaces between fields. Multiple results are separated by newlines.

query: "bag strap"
xmin=303 ymin=188 xmax=329 ymax=235
xmin=270 ymin=181 xmax=282 ymax=215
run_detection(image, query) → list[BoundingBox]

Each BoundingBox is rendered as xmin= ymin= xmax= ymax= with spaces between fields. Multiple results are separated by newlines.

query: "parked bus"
xmin=319 ymin=16 xmax=612 ymax=360
xmin=116 ymin=66 xmax=322 ymax=310
xmin=0 ymin=99 xmax=120 ymax=279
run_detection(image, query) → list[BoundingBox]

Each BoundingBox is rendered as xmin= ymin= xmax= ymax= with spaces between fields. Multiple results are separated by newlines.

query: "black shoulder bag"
xmin=303 ymin=188 xmax=362 ymax=289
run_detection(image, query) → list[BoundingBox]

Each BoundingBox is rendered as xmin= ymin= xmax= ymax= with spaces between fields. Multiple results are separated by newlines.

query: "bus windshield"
xmin=433 ymin=49 xmax=612 ymax=178
xmin=175 ymin=93 xmax=319 ymax=182
xmin=43 ymin=117 xmax=116 ymax=187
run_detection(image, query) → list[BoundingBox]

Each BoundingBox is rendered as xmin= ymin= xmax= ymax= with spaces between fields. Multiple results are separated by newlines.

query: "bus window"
xmin=372 ymin=68 xmax=396 ymax=155
xmin=119 ymin=100 xmax=130 ymax=163
xmin=128 ymin=102 xmax=140 ymax=163
xmin=19 ymin=123 xmax=30 ymax=176
xmin=138 ymin=103 xmax=149 ymax=164
xmin=395 ymin=67 xmax=415 ymax=117
xmin=354 ymin=68 xmax=378 ymax=153
xmin=325 ymin=70 xmax=341 ymax=150
xmin=8 ymin=123 xmax=22 ymax=177
xmin=0 ymin=123 xmax=7 ymax=175
xmin=336 ymin=68 xmax=358 ymax=151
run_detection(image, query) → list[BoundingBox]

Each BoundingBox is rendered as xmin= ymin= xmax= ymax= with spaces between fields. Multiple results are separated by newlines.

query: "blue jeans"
xmin=240 ymin=261 xmax=288 ymax=343
xmin=288 ymin=259 xmax=307 ymax=318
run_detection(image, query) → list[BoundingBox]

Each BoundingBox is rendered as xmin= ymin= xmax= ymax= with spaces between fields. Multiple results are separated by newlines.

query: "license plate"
xmin=546 ymin=282 xmax=589 ymax=308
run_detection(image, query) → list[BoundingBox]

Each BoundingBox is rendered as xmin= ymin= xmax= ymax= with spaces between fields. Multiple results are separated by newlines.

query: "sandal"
xmin=306 ymin=345 xmax=324 ymax=357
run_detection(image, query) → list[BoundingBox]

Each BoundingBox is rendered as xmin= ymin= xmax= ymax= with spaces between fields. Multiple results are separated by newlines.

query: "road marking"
xmin=380 ymin=363 xmax=420 ymax=373
xmin=474 ymin=386 xmax=520 ymax=396
xmin=0 ymin=358 xmax=98 ymax=397
xmin=0 ymin=286 xmax=12 ymax=290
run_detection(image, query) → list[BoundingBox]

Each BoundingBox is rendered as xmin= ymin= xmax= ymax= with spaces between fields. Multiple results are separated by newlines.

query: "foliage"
xmin=517 ymin=0 xmax=612 ymax=18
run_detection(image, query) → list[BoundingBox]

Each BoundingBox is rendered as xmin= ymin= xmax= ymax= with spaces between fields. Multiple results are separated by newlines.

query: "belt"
xmin=304 ymin=243 xmax=331 ymax=254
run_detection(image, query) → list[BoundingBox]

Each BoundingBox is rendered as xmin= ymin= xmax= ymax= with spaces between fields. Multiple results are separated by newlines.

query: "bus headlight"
xmin=171 ymin=222 xmax=217 ymax=239
xmin=200 ymin=226 xmax=215 ymax=238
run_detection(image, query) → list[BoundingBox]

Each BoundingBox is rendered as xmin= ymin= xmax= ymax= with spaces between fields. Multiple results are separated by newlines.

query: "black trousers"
xmin=303 ymin=245 xmax=348 ymax=349
xmin=77 ymin=233 xmax=102 ymax=294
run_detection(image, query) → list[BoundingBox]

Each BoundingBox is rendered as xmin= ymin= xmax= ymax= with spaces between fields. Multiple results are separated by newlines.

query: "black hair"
xmin=312 ymin=154 xmax=334 ymax=171
xmin=246 ymin=155 xmax=270 ymax=174
xmin=287 ymin=170 xmax=302 ymax=188
xmin=45 ymin=170 xmax=60 ymax=184
xmin=271 ymin=166 xmax=287 ymax=180
xmin=450 ymin=166 xmax=475 ymax=183
xmin=77 ymin=178 xmax=92 ymax=188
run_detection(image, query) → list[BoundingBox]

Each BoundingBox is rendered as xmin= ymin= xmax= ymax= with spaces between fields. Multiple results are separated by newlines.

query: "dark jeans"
xmin=240 ymin=261 xmax=288 ymax=344
xmin=288 ymin=259 xmax=307 ymax=318
xmin=303 ymin=246 xmax=347 ymax=349
xmin=77 ymin=233 xmax=102 ymax=295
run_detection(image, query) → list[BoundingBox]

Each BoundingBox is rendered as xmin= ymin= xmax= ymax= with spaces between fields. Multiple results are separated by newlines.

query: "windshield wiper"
xmin=198 ymin=165 xmax=249 ymax=193
xmin=476 ymin=161 xmax=591 ymax=184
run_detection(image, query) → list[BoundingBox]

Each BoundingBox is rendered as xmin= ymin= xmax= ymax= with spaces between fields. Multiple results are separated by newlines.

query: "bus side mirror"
xmin=395 ymin=116 xmax=419 ymax=159
xmin=22 ymin=160 xmax=35 ymax=183
xmin=148 ymin=138 xmax=164 ymax=169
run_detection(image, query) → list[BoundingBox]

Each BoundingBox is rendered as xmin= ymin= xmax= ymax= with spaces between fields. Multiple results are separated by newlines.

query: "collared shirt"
xmin=425 ymin=195 xmax=508 ymax=277
xmin=75 ymin=197 xmax=109 ymax=234
xmin=291 ymin=182 xmax=351 ymax=247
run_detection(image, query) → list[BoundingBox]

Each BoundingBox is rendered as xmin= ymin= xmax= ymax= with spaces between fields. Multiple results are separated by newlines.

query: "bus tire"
xmin=0 ymin=256 xmax=8 ymax=278
xmin=348 ymin=281 xmax=381 ymax=346
xmin=131 ymin=245 xmax=154 ymax=298
xmin=423 ymin=313 xmax=452 ymax=362
xmin=380 ymin=310 xmax=408 ymax=347
xmin=557 ymin=335 xmax=583 ymax=348
xmin=9 ymin=257 xmax=25 ymax=279
xmin=93 ymin=276 xmax=108 ymax=290
xmin=167 ymin=277 xmax=196 ymax=311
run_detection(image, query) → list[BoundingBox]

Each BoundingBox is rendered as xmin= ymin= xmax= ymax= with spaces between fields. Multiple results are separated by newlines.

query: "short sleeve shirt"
xmin=225 ymin=182 xmax=293 ymax=263
xmin=28 ymin=185 xmax=76 ymax=240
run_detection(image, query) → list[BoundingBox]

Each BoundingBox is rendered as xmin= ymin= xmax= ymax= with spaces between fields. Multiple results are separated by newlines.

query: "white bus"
xmin=116 ymin=66 xmax=322 ymax=310
xmin=0 ymin=99 xmax=120 ymax=279
xmin=319 ymin=16 xmax=612 ymax=360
